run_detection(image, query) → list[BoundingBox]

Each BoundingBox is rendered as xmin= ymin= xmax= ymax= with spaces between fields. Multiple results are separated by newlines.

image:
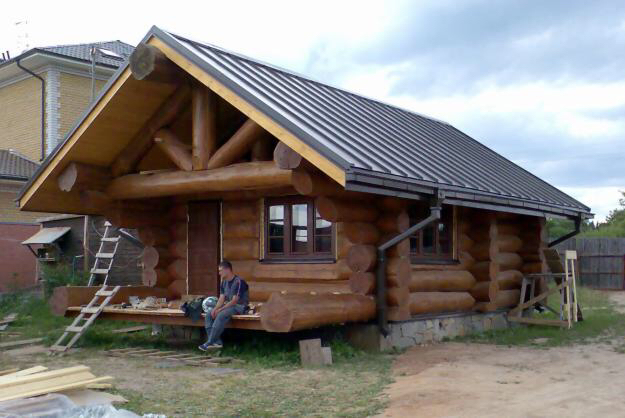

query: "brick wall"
xmin=0 ymin=182 xmax=48 ymax=223
xmin=59 ymin=73 xmax=106 ymax=141
xmin=0 ymin=76 xmax=45 ymax=161
xmin=0 ymin=223 xmax=39 ymax=292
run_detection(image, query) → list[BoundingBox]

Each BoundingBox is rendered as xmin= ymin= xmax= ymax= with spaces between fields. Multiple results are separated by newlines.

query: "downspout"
xmin=548 ymin=216 xmax=582 ymax=248
xmin=16 ymin=58 xmax=45 ymax=161
xmin=376 ymin=194 xmax=444 ymax=336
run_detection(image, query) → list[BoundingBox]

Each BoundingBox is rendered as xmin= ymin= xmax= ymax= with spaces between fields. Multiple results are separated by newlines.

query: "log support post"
xmin=192 ymin=85 xmax=217 ymax=170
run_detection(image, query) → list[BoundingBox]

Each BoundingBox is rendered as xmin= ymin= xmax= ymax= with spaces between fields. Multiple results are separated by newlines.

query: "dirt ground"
xmin=378 ymin=293 xmax=625 ymax=418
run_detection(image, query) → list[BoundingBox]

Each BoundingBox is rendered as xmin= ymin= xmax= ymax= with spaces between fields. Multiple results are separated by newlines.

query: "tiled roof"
xmin=40 ymin=41 xmax=134 ymax=68
xmin=0 ymin=150 xmax=39 ymax=180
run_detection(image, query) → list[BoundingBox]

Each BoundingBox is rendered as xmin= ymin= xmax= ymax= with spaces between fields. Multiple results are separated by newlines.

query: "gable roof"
xmin=0 ymin=150 xmax=39 ymax=181
xmin=39 ymin=41 xmax=134 ymax=68
xmin=17 ymin=26 xmax=591 ymax=219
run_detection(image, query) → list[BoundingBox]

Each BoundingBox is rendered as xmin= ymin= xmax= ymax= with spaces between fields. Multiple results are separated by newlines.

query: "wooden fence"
xmin=555 ymin=238 xmax=625 ymax=289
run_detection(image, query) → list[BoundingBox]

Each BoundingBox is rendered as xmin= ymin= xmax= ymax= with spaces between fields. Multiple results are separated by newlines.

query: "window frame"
xmin=263 ymin=196 xmax=335 ymax=262
xmin=409 ymin=205 xmax=456 ymax=264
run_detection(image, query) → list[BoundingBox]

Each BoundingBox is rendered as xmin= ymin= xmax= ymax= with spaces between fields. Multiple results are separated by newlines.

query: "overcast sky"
xmin=2 ymin=0 xmax=623 ymax=221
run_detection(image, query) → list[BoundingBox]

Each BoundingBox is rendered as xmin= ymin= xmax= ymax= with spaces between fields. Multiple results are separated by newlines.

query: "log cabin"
xmin=16 ymin=27 xmax=592 ymax=335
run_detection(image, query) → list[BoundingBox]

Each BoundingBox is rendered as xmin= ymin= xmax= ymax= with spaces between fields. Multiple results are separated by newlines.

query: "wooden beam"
xmin=154 ymin=129 xmax=193 ymax=171
xmin=149 ymin=37 xmax=346 ymax=186
xmin=292 ymin=169 xmax=342 ymax=196
xmin=111 ymin=84 xmax=191 ymax=177
xmin=192 ymin=86 xmax=217 ymax=170
xmin=274 ymin=141 xmax=303 ymax=169
xmin=106 ymin=161 xmax=293 ymax=199
xmin=206 ymin=119 xmax=265 ymax=169
xmin=129 ymin=43 xmax=183 ymax=84
xmin=57 ymin=162 xmax=111 ymax=192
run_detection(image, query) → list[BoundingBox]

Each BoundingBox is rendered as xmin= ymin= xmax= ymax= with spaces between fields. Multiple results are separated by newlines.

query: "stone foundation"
xmin=346 ymin=310 xmax=518 ymax=352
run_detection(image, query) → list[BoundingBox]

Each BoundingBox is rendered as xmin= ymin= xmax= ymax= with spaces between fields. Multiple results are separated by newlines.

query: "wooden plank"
xmin=149 ymin=37 xmax=346 ymax=186
xmin=0 ymin=375 xmax=113 ymax=402
xmin=0 ymin=369 xmax=19 ymax=377
xmin=0 ymin=366 xmax=47 ymax=381
xmin=299 ymin=338 xmax=324 ymax=366
xmin=111 ymin=325 xmax=150 ymax=334
xmin=0 ymin=365 xmax=91 ymax=389
xmin=0 ymin=338 xmax=43 ymax=350
xmin=507 ymin=316 xmax=569 ymax=327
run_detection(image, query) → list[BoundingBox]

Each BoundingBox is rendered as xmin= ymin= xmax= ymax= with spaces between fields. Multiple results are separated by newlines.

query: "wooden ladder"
xmin=87 ymin=221 xmax=120 ymax=286
xmin=50 ymin=284 xmax=121 ymax=352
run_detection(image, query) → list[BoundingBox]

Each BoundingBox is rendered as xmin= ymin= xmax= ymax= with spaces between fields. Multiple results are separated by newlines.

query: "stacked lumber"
xmin=464 ymin=211 xmax=523 ymax=312
xmin=0 ymin=365 xmax=112 ymax=402
xmin=139 ymin=204 xmax=188 ymax=298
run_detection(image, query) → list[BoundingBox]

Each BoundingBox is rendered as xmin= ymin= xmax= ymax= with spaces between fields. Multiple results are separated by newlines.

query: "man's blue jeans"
xmin=204 ymin=304 xmax=245 ymax=345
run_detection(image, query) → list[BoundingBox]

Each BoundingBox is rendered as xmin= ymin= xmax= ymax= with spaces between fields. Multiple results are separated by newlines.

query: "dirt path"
xmin=378 ymin=341 xmax=625 ymax=418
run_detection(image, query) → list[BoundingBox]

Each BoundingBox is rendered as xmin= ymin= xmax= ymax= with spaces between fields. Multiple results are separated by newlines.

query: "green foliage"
xmin=40 ymin=263 xmax=88 ymax=298
xmin=0 ymin=293 xmax=71 ymax=343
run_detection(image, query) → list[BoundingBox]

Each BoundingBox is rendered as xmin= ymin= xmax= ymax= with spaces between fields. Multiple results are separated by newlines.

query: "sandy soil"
xmin=379 ymin=293 xmax=625 ymax=418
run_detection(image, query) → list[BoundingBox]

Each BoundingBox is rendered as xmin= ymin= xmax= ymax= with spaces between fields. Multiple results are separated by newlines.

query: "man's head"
xmin=218 ymin=260 xmax=234 ymax=280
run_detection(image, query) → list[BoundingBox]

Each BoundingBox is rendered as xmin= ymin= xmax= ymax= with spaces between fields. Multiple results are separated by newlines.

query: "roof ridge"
xmin=40 ymin=40 xmax=133 ymax=50
xmin=168 ymin=32 xmax=451 ymax=127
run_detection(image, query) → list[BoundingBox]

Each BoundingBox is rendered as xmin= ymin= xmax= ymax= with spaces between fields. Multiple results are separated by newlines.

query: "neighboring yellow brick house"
xmin=0 ymin=41 xmax=133 ymax=289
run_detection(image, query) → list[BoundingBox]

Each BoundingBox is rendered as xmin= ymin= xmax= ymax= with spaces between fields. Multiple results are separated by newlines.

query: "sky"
xmin=1 ymin=0 xmax=623 ymax=221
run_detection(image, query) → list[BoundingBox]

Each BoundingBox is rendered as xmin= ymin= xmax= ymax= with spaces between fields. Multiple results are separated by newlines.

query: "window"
xmin=409 ymin=204 xmax=454 ymax=262
xmin=264 ymin=196 xmax=335 ymax=261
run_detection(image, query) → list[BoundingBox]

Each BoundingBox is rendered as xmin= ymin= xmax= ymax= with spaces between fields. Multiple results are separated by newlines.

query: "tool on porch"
xmin=87 ymin=222 xmax=120 ymax=286
xmin=508 ymin=249 xmax=580 ymax=328
xmin=50 ymin=284 xmax=121 ymax=352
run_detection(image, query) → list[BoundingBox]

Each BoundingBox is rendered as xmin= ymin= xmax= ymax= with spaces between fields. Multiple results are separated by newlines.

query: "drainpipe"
xmin=376 ymin=192 xmax=444 ymax=336
xmin=548 ymin=215 xmax=582 ymax=248
xmin=16 ymin=58 xmax=45 ymax=161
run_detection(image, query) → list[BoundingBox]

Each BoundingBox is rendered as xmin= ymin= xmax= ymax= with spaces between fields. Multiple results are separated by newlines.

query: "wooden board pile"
xmin=0 ymin=365 xmax=112 ymax=402
xmin=105 ymin=348 xmax=234 ymax=366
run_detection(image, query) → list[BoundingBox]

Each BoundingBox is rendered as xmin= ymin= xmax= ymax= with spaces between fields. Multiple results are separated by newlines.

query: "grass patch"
xmin=459 ymin=286 xmax=625 ymax=347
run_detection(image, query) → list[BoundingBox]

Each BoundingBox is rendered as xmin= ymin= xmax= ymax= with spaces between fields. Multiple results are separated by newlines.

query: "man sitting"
xmin=199 ymin=260 xmax=249 ymax=351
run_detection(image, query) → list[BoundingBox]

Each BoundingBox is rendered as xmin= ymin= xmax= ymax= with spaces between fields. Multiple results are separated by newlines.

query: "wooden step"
xmin=90 ymin=268 xmax=109 ymax=275
xmin=65 ymin=326 xmax=84 ymax=333
xmin=49 ymin=345 xmax=69 ymax=352
xmin=81 ymin=308 xmax=101 ymax=315
xmin=95 ymin=290 xmax=115 ymax=297
xmin=96 ymin=253 xmax=115 ymax=259
xmin=101 ymin=237 xmax=120 ymax=242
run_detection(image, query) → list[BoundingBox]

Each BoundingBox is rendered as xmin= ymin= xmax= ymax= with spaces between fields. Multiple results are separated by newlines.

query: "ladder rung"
xmin=49 ymin=345 xmax=69 ymax=352
xmin=96 ymin=253 xmax=115 ymax=259
xmin=91 ymin=268 xmax=110 ymax=275
xmin=95 ymin=290 xmax=115 ymax=297
xmin=81 ymin=307 xmax=101 ymax=314
xmin=101 ymin=237 xmax=120 ymax=242
xmin=66 ymin=326 xmax=84 ymax=333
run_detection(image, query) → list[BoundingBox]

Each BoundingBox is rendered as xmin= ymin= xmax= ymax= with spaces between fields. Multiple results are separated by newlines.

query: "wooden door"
xmin=187 ymin=201 xmax=220 ymax=296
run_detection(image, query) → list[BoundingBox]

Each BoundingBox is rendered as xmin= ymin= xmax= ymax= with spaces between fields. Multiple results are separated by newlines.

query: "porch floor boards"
xmin=65 ymin=306 xmax=263 ymax=330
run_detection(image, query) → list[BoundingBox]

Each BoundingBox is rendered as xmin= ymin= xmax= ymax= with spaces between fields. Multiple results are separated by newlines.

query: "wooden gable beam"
xmin=111 ymin=84 xmax=191 ymax=177
xmin=148 ymin=37 xmax=346 ymax=186
xmin=191 ymin=85 xmax=217 ymax=170
xmin=154 ymin=129 xmax=193 ymax=171
xmin=206 ymin=119 xmax=265 ymax=170
xmin=57 ymin=162 xmax=111 ymax=193
xmin=129 ymin=44 xmax=184 ymax=84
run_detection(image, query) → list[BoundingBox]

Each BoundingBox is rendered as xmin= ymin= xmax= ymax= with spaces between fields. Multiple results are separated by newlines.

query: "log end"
xmin=129 ymin=44 xmax=157 ymax=81
xmin=260 ymin=293 xmax=294 ymax=332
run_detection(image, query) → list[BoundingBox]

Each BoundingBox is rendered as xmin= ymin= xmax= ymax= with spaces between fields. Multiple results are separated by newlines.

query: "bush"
xmin=41 ymin=263 xmax=88 ymax=298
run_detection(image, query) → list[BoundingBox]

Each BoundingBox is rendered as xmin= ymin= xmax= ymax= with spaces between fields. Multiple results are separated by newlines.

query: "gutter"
xmin=375 ymin=192 xmax=444 ymax=336
xmin=548 ymin=216 xmax=582 ymax=248
xmin=16 ymin=58 xmax=45 ymax=161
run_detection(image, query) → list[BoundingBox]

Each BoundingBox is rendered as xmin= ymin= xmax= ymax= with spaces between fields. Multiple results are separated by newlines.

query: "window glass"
xmin=268 ymin=205 xmax=285 ymax=253
xmin=409 ymin=204 xmax=454 ymax=261
xmin=422 ymin=225 xmax=435 ymax=254
xmin=291 ymin=204 xmax=308 ymax=253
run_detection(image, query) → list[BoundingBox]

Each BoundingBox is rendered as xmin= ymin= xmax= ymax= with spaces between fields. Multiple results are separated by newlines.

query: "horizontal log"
xmin=168 ymin=279 xmax=187 ymax=298
xmin=223 ymin=238 xmax=259 ymax=260
xmin=129 ymin=43 xmax=183 ymax=83
xmin=347 ymin=245 xmax=377 ymax=272
xmin=376 ymin=196 xmax=407 ymax=212
xmin=458 ymin=251 xmax=476 ymax=269
xmin=222 ymin=201 xmax=258 ymax=222
xmin=222 ymin=221 xmax=259 ymax=239
xmin=521 ymin=262 xmax=544 ymax=274
xmin=377 ymin=211 xmax=409 ymax=233
xmin=154 ymin=129 xmax=192 ymax=171
xmin=273 ymin=142 xmax=303 ymax=169
xmin=167 ymin=259 xmax=187 ymax=282
xmin=409 ymin=292 xmax=475 ymax=315
xmin=458 ymin=233 xmax=474 ymax=252
xmin=142 ymin=246 xmax=174 ymax=270
xmin=142 ymin=268 xmax=172 ymax=288
xmin=292 ymin=170 xmax=343 ymax=196
xmin=386 ymin=238 xmax=410 ymax=258
xmin=57 ymin=162 xmax=111 ymax=193
xmin=49 ymin=286 xmax=171 ymax=316
xmin=469 ymin=261 xmax=499 ymax=282
xmin=168 ymin=240 xmax=187 ymax=259
xmin=470 ymin=241 xmax=496 ymax=262
xmin=496 ymin=221 xmax=521 ymax=235
xmin=229 ymin=260 xmax=257 ymax=281
xmin=349 ymin=272 xmax=375 ymax=294
xmin=497 ymin=234 xmax=523 ymax=252
xmin=260 ymin=293 xmax=375 ymax=332
xmin=469 ymin=281 xmax=498 ymax=302
xmin=249 ymin=281 xmax=351 ymax=302
xmin=137 ymin=226 xmax=170 ymax=247
xmin=409 ymin=270 xmax=476 ymax=292
xmin=106 ymin=162 xmax=293 ymax=199
xmin=337 ymin=233 xmax=352 ymax=260
xmin=343 ymin=222 xmax=380 ymax=245
xmin=474 ymin=289 xmax=520 ymax=312
xmin=315 ymin=196 xmax=378 ymax=223
xmin=387 ymin=257 xmax=411 ymax=287
xmin=387 ymin=306 xmax=411 ymax=321
xmin=494 ymin=252 xmax=523 ymax=270
xmin=387 ymin=286 xmax=410 ymax=307
xmin=251 ymin=260 xmax=351 ymax=282
xmin=496 ymin=270 xmax=523 ymax=290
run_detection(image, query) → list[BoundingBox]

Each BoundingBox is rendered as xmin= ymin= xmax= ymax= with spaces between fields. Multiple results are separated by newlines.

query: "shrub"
xmin=41 ymin=263 xmax=88 ymax=298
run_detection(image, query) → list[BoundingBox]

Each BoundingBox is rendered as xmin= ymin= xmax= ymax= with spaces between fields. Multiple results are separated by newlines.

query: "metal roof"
xmin=152 ymin=27 xmax=589 ymax=215
xmin=22 ymin=227 xmax=70 ymax=245
xmin=0 ymin=150 xmax=39 ymax=180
